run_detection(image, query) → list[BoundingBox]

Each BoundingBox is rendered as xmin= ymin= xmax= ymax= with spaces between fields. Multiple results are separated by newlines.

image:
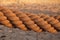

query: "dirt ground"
xmin=0 ymin=25 xmax=60 ymax=40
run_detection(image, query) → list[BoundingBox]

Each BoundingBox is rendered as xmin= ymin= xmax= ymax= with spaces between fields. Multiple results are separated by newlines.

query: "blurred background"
xmin=0 ymin=0 xmax=60 ymax=16
xmin=0 ymin=0 xmax=60 ymax=5
xmin=0 ymin=0 xmax=60 ymax=14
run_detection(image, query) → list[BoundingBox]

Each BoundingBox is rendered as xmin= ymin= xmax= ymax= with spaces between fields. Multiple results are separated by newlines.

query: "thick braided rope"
xmin=0 ymin=6 xmax=60 ymax=34
xmin=54 ymin=15 xmax=60 ymax=21
xmin=12 ymin=10 xmax=42 ymax=32
xmin=0 ymin=12 xmax=13 ymax=28
xmin=26 ymin=13 xmax=57 ymax=33
xmin=0 ymin=6 xmax=28 ymax=31
xmin=38 ymin=14 xmax=60 ymax=30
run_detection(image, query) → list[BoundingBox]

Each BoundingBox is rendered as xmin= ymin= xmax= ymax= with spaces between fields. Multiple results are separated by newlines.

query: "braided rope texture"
xmin=0 ymin=6 xmax=60 ymax=34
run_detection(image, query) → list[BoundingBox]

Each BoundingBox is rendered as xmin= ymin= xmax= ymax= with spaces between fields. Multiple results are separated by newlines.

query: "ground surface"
xmin=0 ymin=25 xmax=60 ymax=40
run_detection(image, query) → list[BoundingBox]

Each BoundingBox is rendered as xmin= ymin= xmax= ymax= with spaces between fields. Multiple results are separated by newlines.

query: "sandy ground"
xmin=0 ymin=25 xmax=60 ymax=40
